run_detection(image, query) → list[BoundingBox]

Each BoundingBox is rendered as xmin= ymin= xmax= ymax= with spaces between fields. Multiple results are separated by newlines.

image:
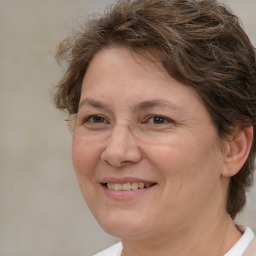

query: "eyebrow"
xmin=78 ymin=98 xmax=179 ymax=112
xmin=135 ymin=99 xmax=179 ymax=112
xmin=79 ymin=98 xmax=112 ymax=112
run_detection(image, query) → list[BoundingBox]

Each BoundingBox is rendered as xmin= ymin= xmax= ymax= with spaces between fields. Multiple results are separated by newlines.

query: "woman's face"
xmin=72 ymin=45 xmax=229 ymax=240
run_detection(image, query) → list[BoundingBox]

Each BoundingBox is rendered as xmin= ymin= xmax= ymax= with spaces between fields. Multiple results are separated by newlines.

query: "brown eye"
xmin=81 ymin=115 xmax=109 ymax=126
xmin=152 ymin=116 xmax=165 ymax=124
xmin=88 ymin=116 xmax=106 ymax=123
xmin=146 ymin=115 xmax=172 ymax=124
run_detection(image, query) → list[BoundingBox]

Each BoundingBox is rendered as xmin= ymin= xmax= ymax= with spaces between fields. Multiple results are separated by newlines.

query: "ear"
xmin=221 ymin=126 xmax=253 ymax=177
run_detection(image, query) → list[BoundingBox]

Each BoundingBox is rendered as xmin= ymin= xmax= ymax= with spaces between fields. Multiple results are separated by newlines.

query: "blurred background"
xmin=0 ymin=0 xmax=255 ymax=255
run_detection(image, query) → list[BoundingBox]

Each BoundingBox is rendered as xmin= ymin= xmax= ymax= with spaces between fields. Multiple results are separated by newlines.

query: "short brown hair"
xmin=54 ymin=0 xmax=256 ymax=219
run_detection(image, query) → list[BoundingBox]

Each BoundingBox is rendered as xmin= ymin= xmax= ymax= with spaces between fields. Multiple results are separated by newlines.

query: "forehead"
xmin=82 ymin=45 xmax=169 ymax=89
xmin=80 ymin=45 xmax=204 ymax=113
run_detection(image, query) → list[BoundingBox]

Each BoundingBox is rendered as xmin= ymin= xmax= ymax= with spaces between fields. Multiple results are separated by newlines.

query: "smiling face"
xmin=72 ymin=45 xmax=229 ymax=241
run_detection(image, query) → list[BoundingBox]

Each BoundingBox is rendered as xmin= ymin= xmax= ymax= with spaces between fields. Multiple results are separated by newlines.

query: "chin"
xmin=93 ymin=208 xmax=152 ymax=239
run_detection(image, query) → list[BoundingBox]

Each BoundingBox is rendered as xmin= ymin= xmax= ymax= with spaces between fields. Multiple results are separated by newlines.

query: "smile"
xmin=101 ymin=179 xmax=157 ymax=199
xmin=106 ymin=182 xmax=155 ymax=191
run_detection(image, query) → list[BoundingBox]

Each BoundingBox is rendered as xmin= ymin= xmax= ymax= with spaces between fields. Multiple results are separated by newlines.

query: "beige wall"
xmin=0 ymin=1 xmax=255 ymax=255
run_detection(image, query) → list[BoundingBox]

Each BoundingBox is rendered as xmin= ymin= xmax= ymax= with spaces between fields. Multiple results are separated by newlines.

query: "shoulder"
xmin=224 ymin=226 xmax=255 ymax=256
xmin=243 ymin=231 xmax=256 ymax=256
xmin=93 ymin=242 xmax=123 ymax=256
xmin=231 ymin=226 xmax=256 ymax=256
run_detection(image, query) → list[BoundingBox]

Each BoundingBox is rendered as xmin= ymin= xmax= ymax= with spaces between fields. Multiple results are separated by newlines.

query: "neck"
xmin=121 ymin=213 xmax=242 ymax=256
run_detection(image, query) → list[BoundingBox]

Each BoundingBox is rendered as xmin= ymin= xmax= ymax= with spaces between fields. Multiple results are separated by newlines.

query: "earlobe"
xmin=222 ymin=126 xmax=253 ymax=177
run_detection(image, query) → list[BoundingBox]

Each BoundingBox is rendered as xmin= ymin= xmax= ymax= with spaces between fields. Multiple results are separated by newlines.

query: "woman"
xmin=54 ymin=0 xmax=256 ymax=255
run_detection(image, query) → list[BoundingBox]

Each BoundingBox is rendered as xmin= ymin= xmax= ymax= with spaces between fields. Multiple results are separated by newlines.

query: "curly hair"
xmin=53 ymin=0 xmax=256 ymax=219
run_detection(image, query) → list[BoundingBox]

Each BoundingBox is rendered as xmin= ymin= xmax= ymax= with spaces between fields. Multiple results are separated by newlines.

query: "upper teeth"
xmin=107 ymin=182 xmax=151 ymax=191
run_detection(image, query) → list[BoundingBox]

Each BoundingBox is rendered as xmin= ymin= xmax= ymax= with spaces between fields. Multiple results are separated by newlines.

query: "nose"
xmin=101 ymin=123 xmax=142 ymax=168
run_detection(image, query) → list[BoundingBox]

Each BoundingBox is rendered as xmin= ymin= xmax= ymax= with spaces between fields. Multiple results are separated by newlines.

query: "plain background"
xmin=0 ymin=1 xmax=255 ymax=255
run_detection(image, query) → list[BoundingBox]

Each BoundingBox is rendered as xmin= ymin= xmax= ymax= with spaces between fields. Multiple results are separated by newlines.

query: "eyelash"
xmin=143 ymin=115 xmax=173 ymax=125
xmin=81 ymin=115 xmax=110 ymax=124
xmin=81 ymin=114 xmax=174 ymax=126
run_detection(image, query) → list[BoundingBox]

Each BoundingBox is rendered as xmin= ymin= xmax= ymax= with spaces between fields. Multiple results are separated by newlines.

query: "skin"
xmin=72 ymin=45 xmax=252 ymax=256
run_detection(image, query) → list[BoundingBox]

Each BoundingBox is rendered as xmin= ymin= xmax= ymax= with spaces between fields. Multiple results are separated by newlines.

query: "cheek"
xmin=145 ymin=133 xmax=224 ymax=194
xmin=145 ymin=140 xmax=197 ymax=176
xmin=72 ymin=139 xmax=101 ymax=180
xmin=72 ymin=139 xmax=104 ymax=208
xmin=145 ymin=141 xmax=224 ymax=225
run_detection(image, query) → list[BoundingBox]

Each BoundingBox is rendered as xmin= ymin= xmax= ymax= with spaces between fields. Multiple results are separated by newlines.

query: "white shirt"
xmin=224 ymin=226 xmax=254 ymax=256
xmin=93 ymin=227 xmax=255 ymax=256
xmin=93 ymin=242 xmax=122 ymax=256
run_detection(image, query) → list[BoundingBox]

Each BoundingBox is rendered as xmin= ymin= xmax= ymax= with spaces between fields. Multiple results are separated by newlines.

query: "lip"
xmin=100 ymin=177 xmax=157 ymax=200
xmin=100 ymin=176 xmax=156 ymax=184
